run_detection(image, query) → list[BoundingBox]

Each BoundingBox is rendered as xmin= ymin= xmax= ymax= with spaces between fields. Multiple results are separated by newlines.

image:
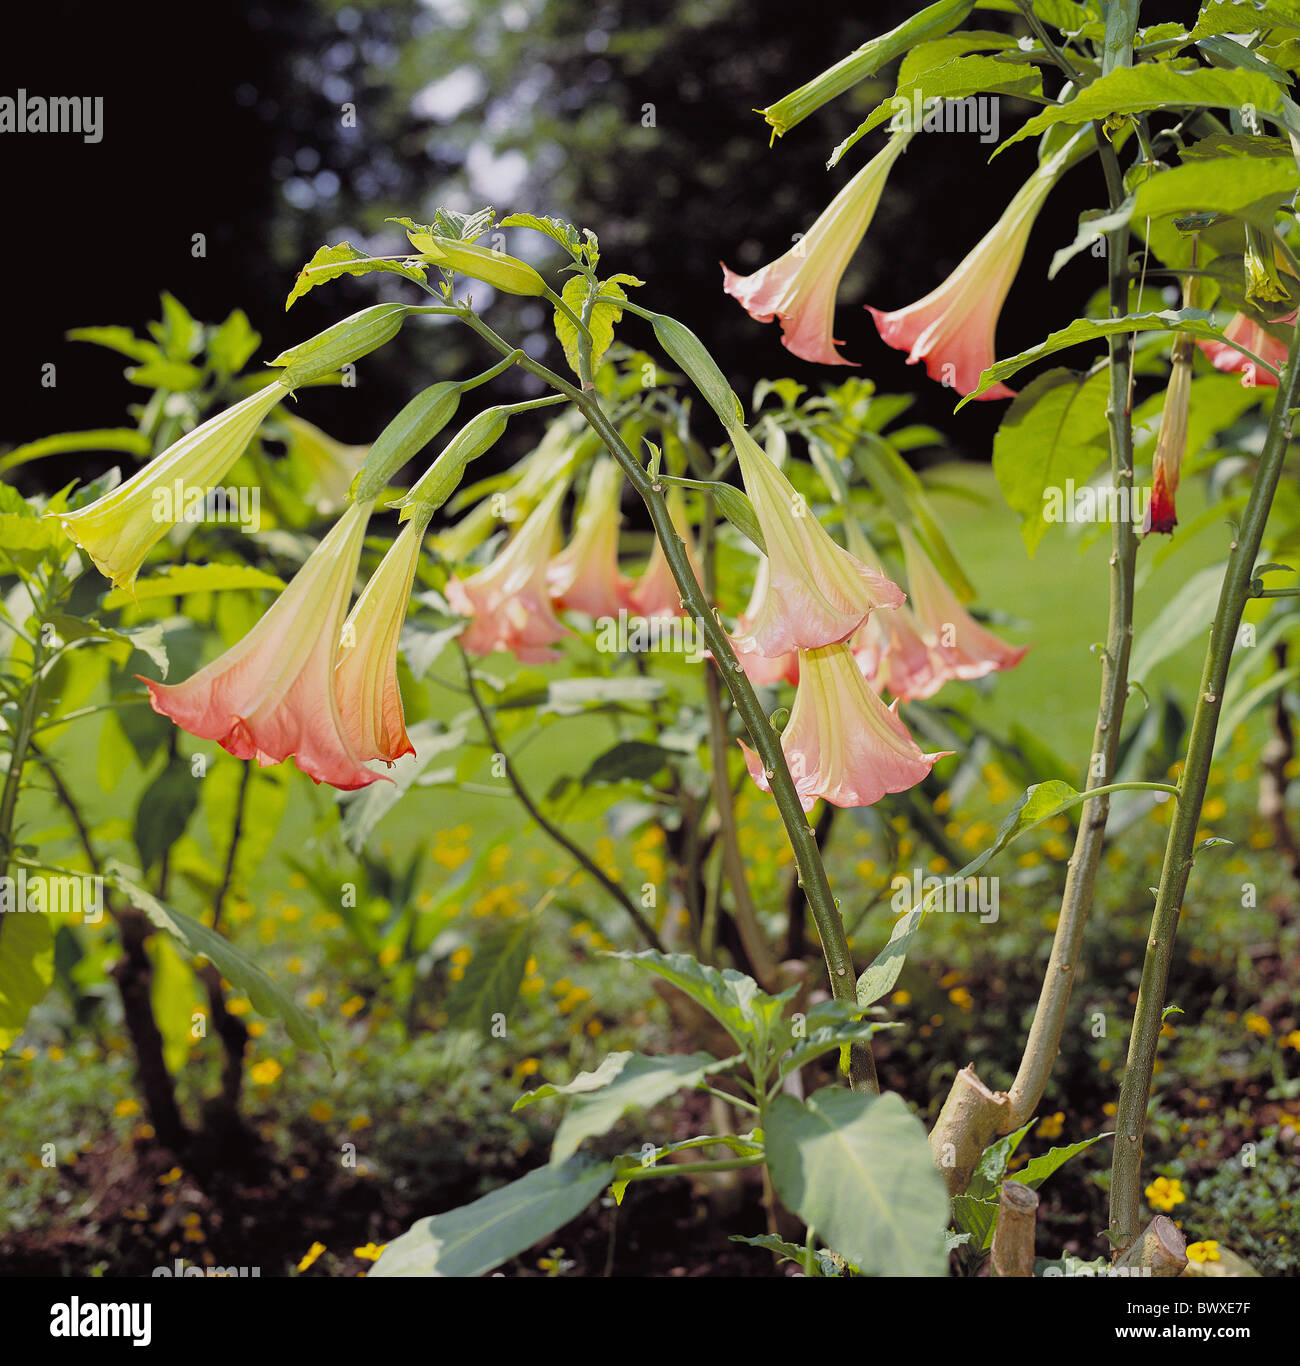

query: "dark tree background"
xmin=3 ymin=0 xmax=1195 ymax=481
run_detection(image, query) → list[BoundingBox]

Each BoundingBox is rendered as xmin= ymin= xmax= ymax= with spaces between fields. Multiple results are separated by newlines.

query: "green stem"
xmin=1002 ymin=104 xmax=1141 ymax=1131
xmin=456 ymin=640 xmax=665 ymax=952
xmin=0 ymin=631 xmax=47 ymax=941
xmin=455 ymin=311 xmax=876 ymax=1091
xmin=1108 ymin=308 xmax=1300 ymax=1253
xmin=620 ymin=1156 xmax=763 ymax=1182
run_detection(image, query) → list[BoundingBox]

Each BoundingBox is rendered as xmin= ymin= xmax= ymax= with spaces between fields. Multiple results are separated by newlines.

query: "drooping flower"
xmin=547 ymin=458 xmax=630 ymax=618
xmin=727 ymin=424 xmax=904 ymax=658
xmin=280 ymin=412 xmax=369 ymax=514
xmin=730 ymin=556 xmax=800 ymax=687
xmin=146 ymin=499 xmax=381 ymax=790
xmin=868 ymin=133 xmax=1084 ymax=400
xmin=446 ymin=479 xmax=572 ymax=662
xmin=334 ymin=509 xmax=432 ymax=765
xmin=722 ymin=132 xmax=911 ymax=366
xmin=54 ymin=381 xmax=288 ymax=589
xmin=1197 ymin=310 xmax=1293 ymax=387
xmin=899 ymin=527 xmax=1028 ymax=679
xmin=739 ymin=642 xmax=949 ymax=811
xmin=1143 ymin=334 xmax=1194 ymax=536
xmin=624 ymin=485 xmax=702 ymax=619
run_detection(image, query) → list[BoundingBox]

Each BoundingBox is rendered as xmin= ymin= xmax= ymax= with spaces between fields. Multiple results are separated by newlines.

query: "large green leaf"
xmin=994 ymin=64 xmax=1295 ymax=156
xmin=766 ymin=1088 xmax=950 ymax=1276
xmin=1130 ymin=562 xmax=1226 ymax=680
xmin=516 ymin=1050 xmax=735 ymax=1165
xmin=445 ymin=918 xmax=534 ymax=1036
xmin=285 ymin=241 xmax=427 ymax=310
xmin=612 ymin=949 xmax=793 ymax=1055
xmin=106 ymin=860 xmax=330 ymax=1060
xmin=777 ymin=998 xmax=897 ymax=1080
xmin=950 ymin=1192 xmax=999 ymax=1252
xmin=553 ymin=274 xmax=642 ymax=378
xmin=960 ymin=309 xmax=1226 ymax=404
xmin=1009 ymin=1131 xmax=1113 ymax=1189
xmin=101 ymin=563 xmax=284 ymax=609
xmin=1132 ymin=149 xmax=1299 ymax=224
xmin=992 ymin=368 xmax=1110 ymax=554
xmin=370 ymin=1156 xmax=614 ymax=1277
xmin=133 ymin=757 xmax=199 ymax=871
xmin=0 ymin=428 xmax=150 ymax=474
xmin=966 ymin=1120 xmax=1036 ymax=1200
xmin=0 ymin=912 xmax=55 ymax=1055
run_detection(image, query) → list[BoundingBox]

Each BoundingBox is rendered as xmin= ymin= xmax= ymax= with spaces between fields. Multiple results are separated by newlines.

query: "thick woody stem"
xmin=929 ymin=1064 xmax=1010 ymax=1196
xmin=990 ymin=1179 xmax=1039 ymax=1278
xmin=1116 ymin=1216 xmax=1187 ymax=1277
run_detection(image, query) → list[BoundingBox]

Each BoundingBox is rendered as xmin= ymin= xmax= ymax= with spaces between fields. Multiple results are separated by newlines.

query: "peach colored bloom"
xmin=1197 ymin=310 xmax=1292 ymax=387
xmin=146 ymin=500 xmax=382 ymax=790
xmin=547 ymin=458 xmax=630 ymax=618
xmin=1143 ymin=335 xmax=1194 ymax=536
xmin=625 ymin=486 xmax=701 ymax=619
xmin=722 ymin=133 xmax=911 ymax=365
xmin=335 ymin=510 xmax=432 ymax=765
xmin=868 ymin=134 xmax=1083 ymax=400
xmin=740 ymin=642 xmax=949 ymax=811
xmin=900 ymin=527 xmax=1027 ymax=679
xmin=730 ymin=557 xmax=801 ymax=687
xmin=727 ymin=424 xmax=904 ymax=658
xmin=447 ymin=480 xmax=572 ymax=662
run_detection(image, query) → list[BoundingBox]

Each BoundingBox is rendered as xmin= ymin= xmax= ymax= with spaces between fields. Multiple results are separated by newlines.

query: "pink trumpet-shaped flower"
xmin=447 ymin=480 xmax=573 ymax=662
xmin=1197 ymin=310 xmax=1293 ymax=387
xmin=899 ymin=527 xmax=1027 ymax=679
xmin=625 ymin=485 xmax=701 ymax=619
xmin=334 ymin=510 xmax=432 ymax=765
xmin=868 ymin=135 xmax=1081 ymax=400
xmin=727 ymin=424 xmax=904 ymax=658
xmin=722 ymin=133 xmax=911 ymax=366
xmin=730 ymin=557 xmax=800 ymax=687
xmin=740 ymin=642 xmax=950 ymax=812
xmin=146 ymin=500 xmax=382 ymax=790
xmin=547 ymin=458 xmax=630 ymax=618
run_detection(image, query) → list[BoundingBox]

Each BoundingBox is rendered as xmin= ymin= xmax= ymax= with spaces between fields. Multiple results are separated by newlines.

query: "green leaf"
xmin=207 ymin=309 xmax=261 ymax=374
xmin=102 ymin=563 xmax=285 ymax=609
xmin=611 ymin=949 xmax=793 ymax=1055
xmin=581 ymin=740 xmax=675 ymax=786
xmin=778 ymin=999 xmax=897 ymax=1080
xmin=446 ymin=918 xmax=533 ymax=1036
xmin=554 ymin=275 xmax=641 ymax=378
xmin=858 ymin=779 xmax=1086 ymax=1004
xmin=0 ymin=912 xmax=55 ymax=1055
xmin=830 ymin=55 xmax=1043 ymax=167
xmin=611 ymin=1132 xmax=764 ymax=1202
xmin=499 ymin=212 xmax=583 ymax=255
xmin=43 ymin=614 xmax=169 ymax=675
xmin=992 ymin=368 xmax=1110 ymax=555
xmin=637 ymin=307 xmax=744 ymax=429
xmin=370 ymin=1156 xmax=614 ymax=1277
xmin=729 ymin=1232 xmax=839 ymax=1275
xmin=766 ymin=1088 xmax=950 ymax=1276
xmin=1009 ymin=1130 xmax=1113 ymax=1189
xmin=951 ymin=1192 xmax=999 ymax=1252
xmin=106 ymin=860 xmax=330 ymax=1060
xmin=133 ymin=757 xmax=199 ymax=871
xmin=1130 ymin=562 xmax=1226 ymax=679
xmin=959 ymin=309 xmax=1222 ymax=404
xmin=1131 ymin=150 xmax=1299 ymax=225
xmin=967 ymin=1119 xmax=1036 ymax=1200
xmin=0 ymin=428 xmax=150 ymax=475
xmin=286 ymin=242 xmax=427 ymax=310
xmin=540 ymin=676 xmax=666 ymax=714
xmin=994 ymin=64 xmax=1296 ymax=156
xmin=1191 ymin=4 xmax=1300 ymax=41
xmin=65 ymin=325 xmax=160 ymax=363
xmin=518 ymin=1050 xmax=734 ymax=1165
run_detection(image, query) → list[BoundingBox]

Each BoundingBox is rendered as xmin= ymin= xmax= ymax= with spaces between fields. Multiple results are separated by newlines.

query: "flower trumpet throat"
xmin=740 ymin=642 xmax=950 ymax=811
xmin=53 ymin=381 xmax=288 ymax=589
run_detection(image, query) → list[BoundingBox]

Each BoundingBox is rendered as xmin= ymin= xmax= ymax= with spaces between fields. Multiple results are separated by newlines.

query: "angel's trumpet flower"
xmin=900 ymin=527 xmax=1027 ymax=679
xmin=146 ymin=500 xmax=381 ymax=790
xmin=1197 ymin=310 xmax=1293 ymax=388
xmin=335 ymin=510 xmax=433 ymax=764
xmin=54 ymin=381 xmax=287 ymax=589
xmin=740 ymin=642 xmax=949 ymax=812
xmin=547 ymin=458 xmax=630 ymax=618
xmin=868 ymin=132 xmax=1085 ymax=399
xmin=722 ymin=133 xmax=910 ymax=366
xmin=727 ymin=424 xmax=904 ymax=658
xmin=1143 ymin=334 xmax=1194 ymax=536
xmin=280 ymin=413 xmax=369 ymax=514
xmin=447 ymin=480 xmax=572 ymax=662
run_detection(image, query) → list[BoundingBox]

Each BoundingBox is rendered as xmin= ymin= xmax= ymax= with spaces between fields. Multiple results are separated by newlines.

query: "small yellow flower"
xmin=249 ymin=1059 xmax=283 ymax=1086
xmin=1245 ymin=1013 xmax=1271 ymax=1036
xmin=378 ymin=944 xmax=401 ymax=969
xmin=1281 ymin=1030 xmax=1300 ymax=1051
xmin=308 ymin=1100 xmax=334 ymax=1123
xmin=1145 ymin=1175 xmax=1186 ymax=1212
xmin=297 ymin=1241 xmax=326 ymax=1272
xmin=1185 ymin=1240 xmax=1220 ymax=1264
xmin=1038 ymin=1111 xmax=1065 ymax=1140
xmin=353 ymin=1242 xmax=387 ymax=1262
xmin=891 ymin=990 xmax=911 ymax=1007
xmin=157 ymin=1166 xmax=183 ymax=1186
xmin=305 ymin=989 xmax=327 ymax=1009
xmin=226 ymin=998 xmax=252 ymax=1017
xmin=340 ymin=995 xmax=366 ymax=1019
xmin=948 ymin=987 xmax=974 ymax=1011
xmin=585 ymin=1019 xmax=603 ymax=1037
xmin=115 ymin=1097 xmax=141 ymax=1118
xmin=348 ymin=1114 xmax=372 ymax=1132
